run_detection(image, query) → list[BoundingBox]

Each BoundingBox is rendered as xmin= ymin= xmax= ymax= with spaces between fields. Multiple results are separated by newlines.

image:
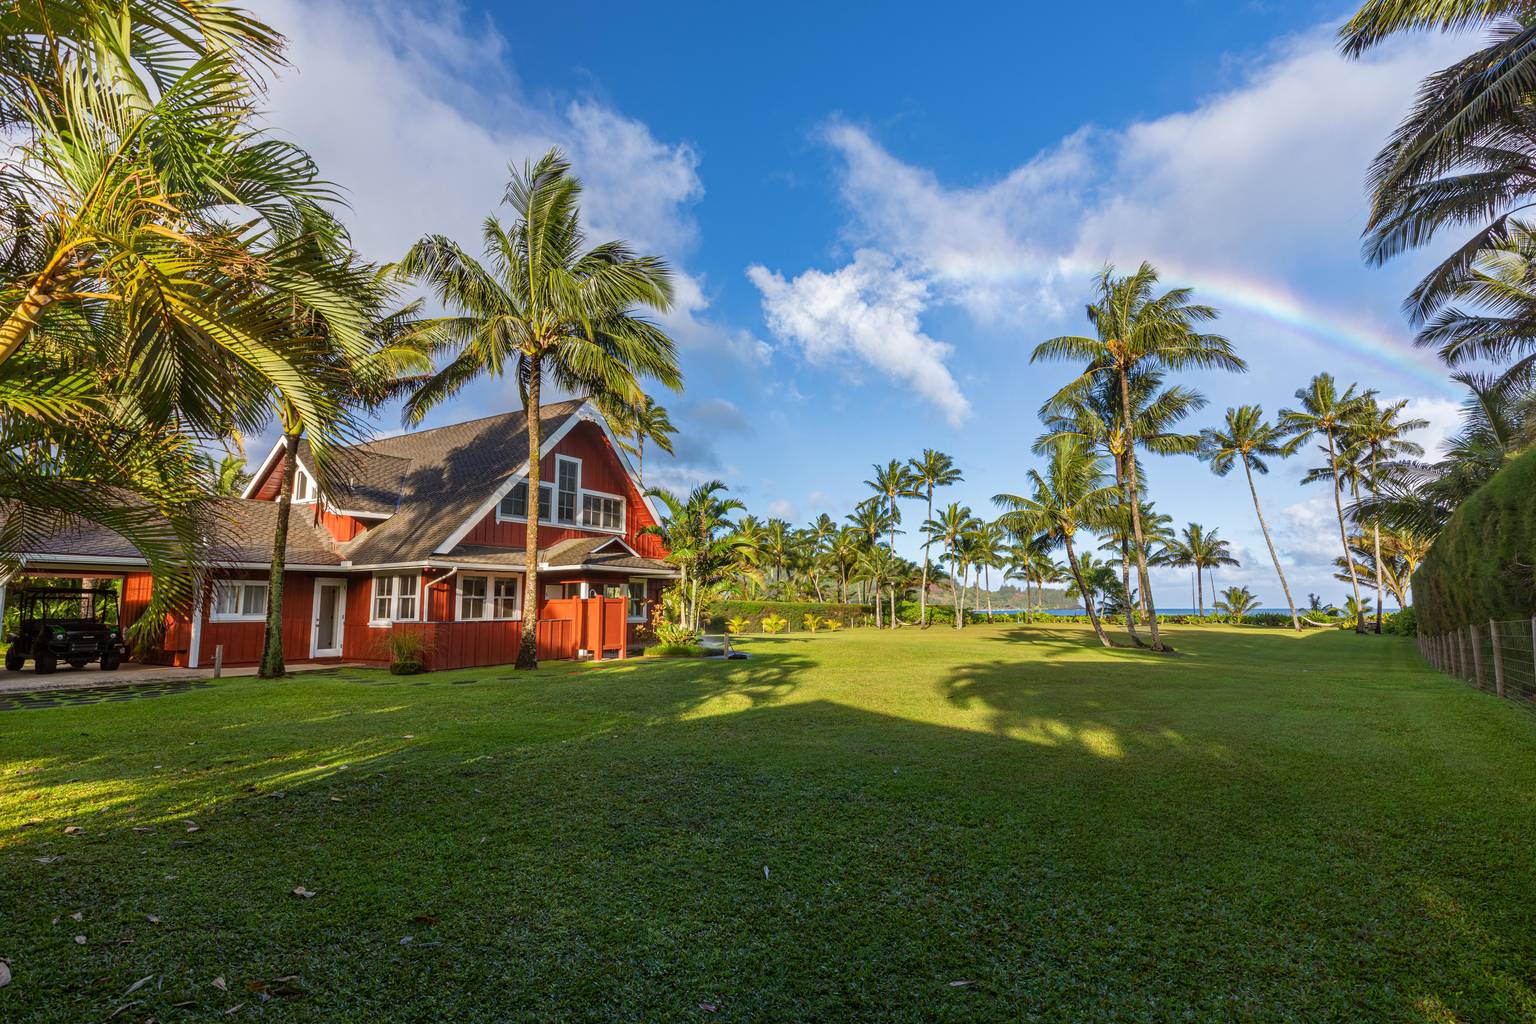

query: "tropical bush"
xmin=822 ymin=618 xmax=844 ymax=632
xmin=802 ymin=614 xmax=822 ymax=633
xmin=706 ymin=601 xmax=867 ymax=633
xmin=725 ymin=615 xmax=750 ymax=635
xmin=1388 ymin=607 xmax=1417 ymax=636
xmin=760 ymin=613 xmax=788 ymax=635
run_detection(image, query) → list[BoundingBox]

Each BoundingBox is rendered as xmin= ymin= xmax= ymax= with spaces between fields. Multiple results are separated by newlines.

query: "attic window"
xmin=292 ymin=468 xmax=316 ymax=503
xmin=498 ymin=482 xmax=552 ymax=522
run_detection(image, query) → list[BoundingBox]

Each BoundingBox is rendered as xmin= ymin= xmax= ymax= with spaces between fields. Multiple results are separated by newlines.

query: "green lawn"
xmin=3 ymin=624 xmax=1535 ymax=1022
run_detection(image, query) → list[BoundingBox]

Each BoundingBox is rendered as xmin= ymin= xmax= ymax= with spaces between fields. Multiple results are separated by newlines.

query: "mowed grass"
xmin=3 ymin=624 xmax=1536 ymax=1023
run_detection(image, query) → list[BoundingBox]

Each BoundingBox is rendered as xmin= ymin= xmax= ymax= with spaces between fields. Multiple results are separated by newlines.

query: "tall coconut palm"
xmin=969 ymin=521 xmax=1007 ymax=620
xmin=907 ymin=449 xmax=962 ymax=627
xmin=643 ymin=481 xmax=746 ymax=631
xmin=1281 ymin=374 xmax=1373 ymax=633
xmin=993 ymin=438 xmax=1121 ymax=648
xmin=602 ymin=393 xmax=676 ymax=484
xmin=1340 ymin=1 xmax=1536 ymax=326
xmin=1157 ymin=523 xmax=1236 ymax=616
xmin=401 ymin=150 xmax=681 ymax=669
xmin=1349 ymin=397 xmax=1427 ymax=631
xmin=1199 ymin=405 xmax=1304 ymax=630
xmin=803 ymin=513 xmax=839 ymax=601
xmin=865 ymin=459 xmax=919 ymax=628
xmin=1038 ymin=368 xmax=1204 ymax=641
xmin=1033 ymin=262 xmax=1244 ymax=651
xmin=922 ymin=503 xmax=981 ymax=630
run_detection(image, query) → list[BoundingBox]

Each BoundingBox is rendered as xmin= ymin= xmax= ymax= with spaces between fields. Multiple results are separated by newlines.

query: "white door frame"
xmin=310 ymin=577 xmax=347 ymax=658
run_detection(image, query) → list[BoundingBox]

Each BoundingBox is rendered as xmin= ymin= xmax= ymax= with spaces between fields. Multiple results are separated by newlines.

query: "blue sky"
xmin=263 ymin=0 xmax=1474 ymax=607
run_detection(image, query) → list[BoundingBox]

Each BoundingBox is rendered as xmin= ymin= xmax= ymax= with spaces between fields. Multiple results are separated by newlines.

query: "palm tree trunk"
xmin=1196 ymin=564 xmax=1204 ymax=617
xmin=985 ymin=564 xmax=994 ymax=619
xmin=920 ymin=485 xmax=933 ymax=626
xmin=949 ymin=542 xmax=961 ymax=630
xmin=516 ymin=358 xmax=543 ymax=669
xmin=259 ymin=428 xmax=301 ymax=678
xmin=1113 ymin=453 xmax=1141 ymax=639
xmin=1064 ymin=536 xmax=1111 ymax=648
xmin=1118 ymin=371 xmax=1162 ymax=650
xmin=1244 ymin=458 xmax=1299 ymax=631
xmin=1370 ymin=451 xmax=1385 ymax=633
xmin=636 ymin=434 xmax=644 ymax=485
xmin=1327 ymin=432 xmax=1365 ymax=633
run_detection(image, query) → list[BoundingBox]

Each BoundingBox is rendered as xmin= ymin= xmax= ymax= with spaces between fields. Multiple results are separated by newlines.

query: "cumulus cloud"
xmin=749 ymin=25 xmax=1466 ymax=425
xmin=1395 ymin=395 xmax=1463 ymax=460
xmin=259 ymin=0 xmax=758 ymax=430
xmin=747 ymin=250 xmax=971 ymax=425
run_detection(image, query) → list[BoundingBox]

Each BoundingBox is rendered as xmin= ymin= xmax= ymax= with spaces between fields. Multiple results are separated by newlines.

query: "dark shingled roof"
xmin=25 ymin=498 xmax=342 ymax=567
xmin=337 ymin=399 xmax=586 ymax=564
xmin=294 ymin=439 xmax=410 ymax=516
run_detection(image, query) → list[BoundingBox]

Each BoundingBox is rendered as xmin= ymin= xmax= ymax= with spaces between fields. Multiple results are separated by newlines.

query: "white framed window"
xmin=493 ymin=577 xmax=519 ymax=619
xmin=555 ymin=456 xmax=580 ymax=525
xmin=497 ymin=481 xmax=553 ymax=523
xmin=211 ymin=581 xmax=269 ymax=622
xmin=460 ymin=575 xmax=486 ymax=620
xmin=627 ymin=579 xmax=647 ymax=621
xmin=581 ymin=492 xmax=624 ymax=532
xmin=292 ymin=467 xmax=316 ymax=503
xmin=457 ymin=574 xmax=521 ymax=620
xmin=370 ymin=573 xmax=419 ymax=624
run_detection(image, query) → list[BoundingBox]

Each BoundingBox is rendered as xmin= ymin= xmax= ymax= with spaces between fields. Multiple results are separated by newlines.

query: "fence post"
xmin=1490 ymin=620 xmax=1505 ymax=698
xmin=1471 ymin=625 xmax=1485 ymax=689
xmin=1459 ymin=627 xmax=1470 ymax=680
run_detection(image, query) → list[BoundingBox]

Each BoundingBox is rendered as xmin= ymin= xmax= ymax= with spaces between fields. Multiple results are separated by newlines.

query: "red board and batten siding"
xmin=459 ymin=420 xmax=666 ymax=558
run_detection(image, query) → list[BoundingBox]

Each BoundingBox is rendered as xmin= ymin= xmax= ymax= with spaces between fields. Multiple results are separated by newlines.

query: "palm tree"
xmin=1281 ymin=374 xmax=1373 ymax=633
xmin=1064 ymin=551 xmax=1119 ymax=616
xmin=969 ymin=521 xmax=1007 ymax=620
xmin=1340 ymin=1 xmax=1536 ymax=326
xmin=643 ymin=481 xmax=746 ymax=631
xmin=1334 ymin=534 xmax=1413 ymax=610
xmin=1215 ymin=586 xmax=1261 ymax=622
xmin=1033 ymin=262 xmax=1244 ymax=651
xmin=760 ymin=519 xmax=796 ymax=588
xmin=923 ymin=503 xmax=980 ymax=630
xmin=1199 ymin=405 xmax=1303 ymax=630
xmin=1038 ymin=368 xmax=1204 ymax=640
xmin=401 ymin=150 xmax=681 ymax=669
xmin=1005 ymin=541 xmax=1065 ymax=618
xmin=907 ymin=449 xmax=962 ymax=627
xmin=865 ymin=459 xmax=919 ymax=628
xmin=602 ymin=393 xmax=676 ymax=484
xmin=803 ymin=513 xmax=839 ymax=601
xmin=993 ymin=438 xmax=1121 ymax=648
xmin=1349 ymin=397 xmax=1427 ymax=631
xmin=1158 ymin=523 xmax=1237 ymax=616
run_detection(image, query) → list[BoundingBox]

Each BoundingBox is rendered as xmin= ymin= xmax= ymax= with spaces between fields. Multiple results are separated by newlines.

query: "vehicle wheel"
xmin=35 ymin=651 xmax=56 ymax=675
xmin=4 ymin=647 xmax=22 ymax=672
xmin=101 ymin=653 xmax=121 ymax=671
xmin=68 ymin=659 xmax=89 ymax=670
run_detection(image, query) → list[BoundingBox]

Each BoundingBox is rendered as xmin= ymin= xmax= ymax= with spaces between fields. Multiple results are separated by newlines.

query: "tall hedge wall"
xmin=1414 ymin=444 xmax=1536 ymax=634
xmin=705 ymin=601 xmax=870 ymax=633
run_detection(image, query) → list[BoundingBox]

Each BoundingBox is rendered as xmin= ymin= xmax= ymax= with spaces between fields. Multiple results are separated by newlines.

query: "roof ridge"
xmin=353 ymin=398 xmax=586 ymax=454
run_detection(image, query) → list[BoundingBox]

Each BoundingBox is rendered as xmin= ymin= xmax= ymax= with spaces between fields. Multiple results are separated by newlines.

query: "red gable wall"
xmin=460 ymin=419 xmax=666 ymax=557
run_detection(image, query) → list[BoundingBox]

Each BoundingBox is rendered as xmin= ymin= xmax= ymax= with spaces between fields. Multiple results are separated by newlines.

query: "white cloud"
xmin=260 ymin=0 xmax=757 ymax=414
xmin=747 ymin=250 xmax=971 ymax=425
xmin=767 ymin=499 xmax=799 ymax=520
xmin=1395 ymin=395 xmax=1463 ymax=460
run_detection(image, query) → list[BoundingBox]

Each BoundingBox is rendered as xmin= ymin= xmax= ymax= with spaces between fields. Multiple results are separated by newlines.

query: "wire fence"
xmin=1418 ymin=619 xmax=1536 ymax=708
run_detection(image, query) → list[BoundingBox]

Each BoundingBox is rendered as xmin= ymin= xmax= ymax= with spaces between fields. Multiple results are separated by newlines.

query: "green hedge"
xmin=708 ymin=601 xmax=870 ymax=633
xmin=1414 ymin=445 xmax=1536 ymax=634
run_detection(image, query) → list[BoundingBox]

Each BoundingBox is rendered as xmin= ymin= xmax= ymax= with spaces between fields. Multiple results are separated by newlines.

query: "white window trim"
xmin=492 ymin=453 xmax=626 ymax=536
xmin=495 ymin=480 xmax=554 ymax=525
xmin=626 ymin=577 xmax=649 ymax=622
xmin=455 ymin=572 xmax=523 ymax=622
xmin=368 ymin=572 xmax=421 ymax=627
xmin=209 ymin=580 xmax=270 ymax=623
xmin=292 ymin=466 xmax=318 ymax=505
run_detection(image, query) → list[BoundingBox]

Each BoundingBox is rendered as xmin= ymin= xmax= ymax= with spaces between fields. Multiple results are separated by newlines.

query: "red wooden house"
xmin=11 ymin=399 xmax=678 ymax=671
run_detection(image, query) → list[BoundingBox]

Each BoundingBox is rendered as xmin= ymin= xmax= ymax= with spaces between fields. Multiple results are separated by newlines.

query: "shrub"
xmin=642 ymin=643 xmax=711 ymax=658
xmin=654 ymin=619 xmax=699 ymax=647
xmin=725 ymin=615 xmax=750 ymax=635
xmin=802 ymin=613 xmax=822 ymax=633
xmin=822 ymin=618 xmax=843 ymax=632
xmin=760 ymin=613 xmax=788 ymax=635
xmin=383 ymin=629 xmax=431 ymax=674
xmin=1415 ymin=444 xmax=1536 ymax=634
xmin=705 ymin=601 xmax=868 ymax=633
xmin=1388 ymin=606 xmax=1417 ymax=636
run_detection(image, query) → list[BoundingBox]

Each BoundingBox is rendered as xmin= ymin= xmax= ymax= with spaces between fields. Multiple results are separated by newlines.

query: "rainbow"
xmin=1049 ymin=256 xmax=1458 ymax=395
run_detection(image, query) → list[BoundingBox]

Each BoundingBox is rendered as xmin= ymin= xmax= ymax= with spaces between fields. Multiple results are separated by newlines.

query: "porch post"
xmin=187 ymin=576 xmax=204 ymax=670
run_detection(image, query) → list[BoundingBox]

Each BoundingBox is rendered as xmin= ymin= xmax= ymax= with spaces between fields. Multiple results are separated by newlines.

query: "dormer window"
xmin=292 ymin=467 xmax=316 ymax=503
xmin=494 ymin=454 xmax=623 ymax=532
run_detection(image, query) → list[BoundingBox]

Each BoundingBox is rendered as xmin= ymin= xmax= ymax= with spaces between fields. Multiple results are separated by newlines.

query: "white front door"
xmin=311 ymin=578 xmax=346 ymax=658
